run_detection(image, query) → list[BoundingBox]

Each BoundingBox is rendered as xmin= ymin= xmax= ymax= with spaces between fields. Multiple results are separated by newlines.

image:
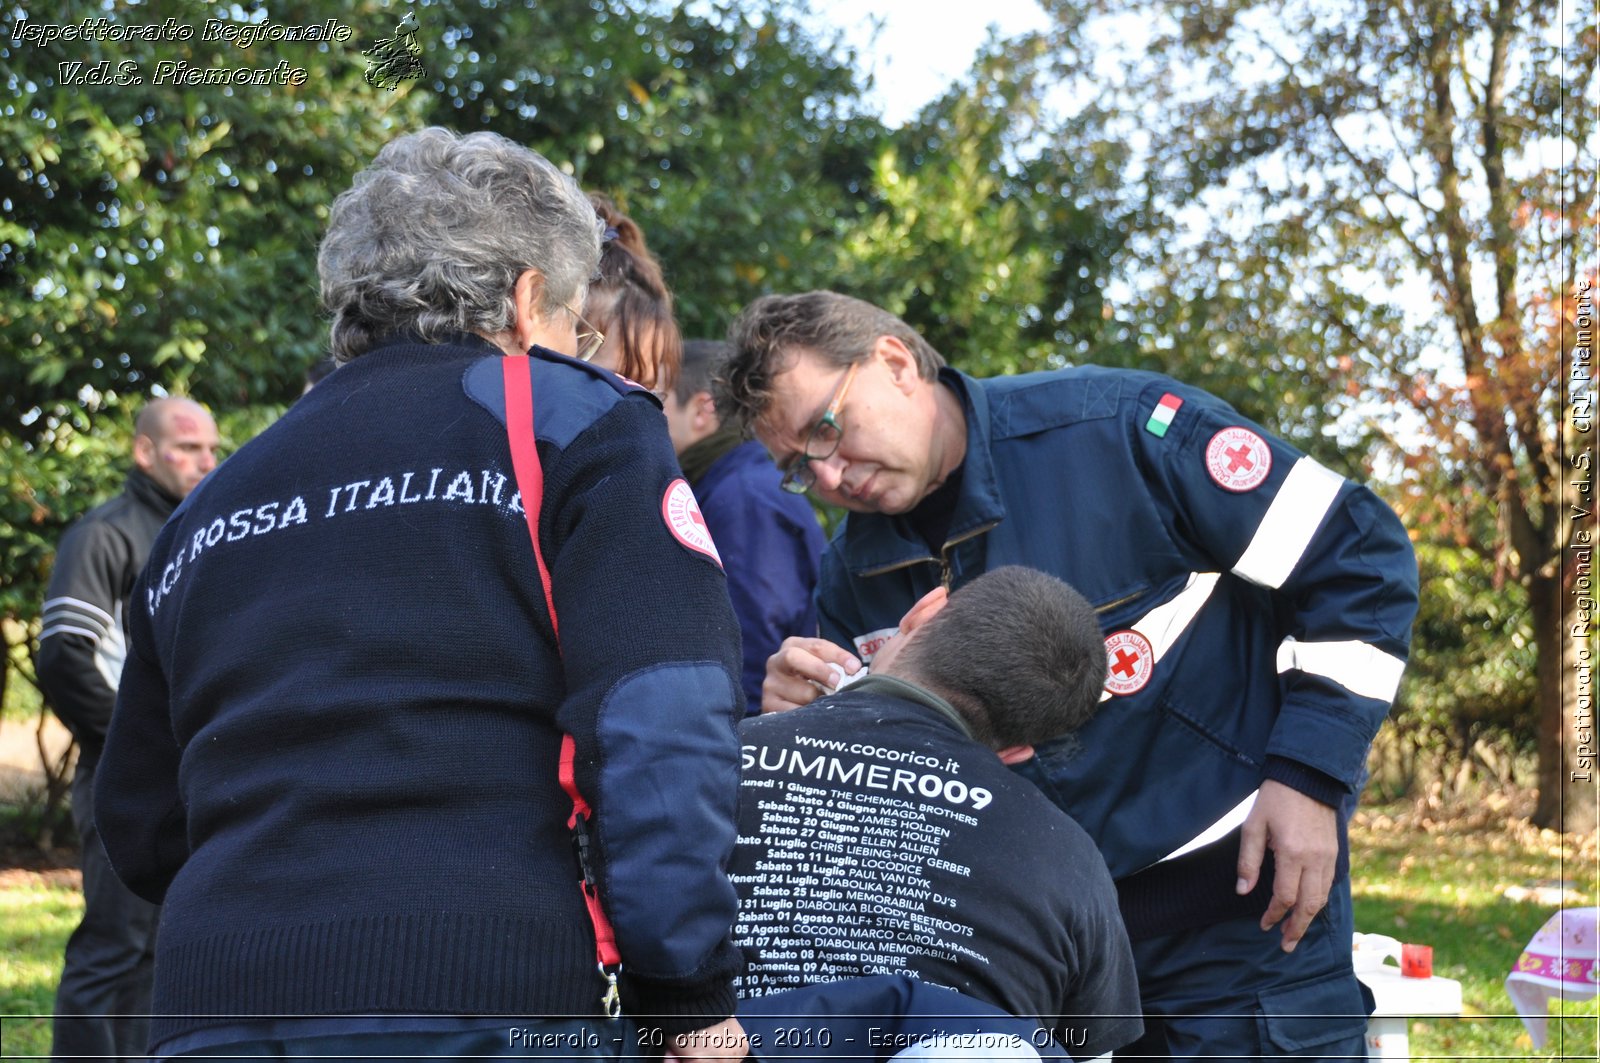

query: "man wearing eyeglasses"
xmin=714 ymin=290 xmax=1419 ymax=1063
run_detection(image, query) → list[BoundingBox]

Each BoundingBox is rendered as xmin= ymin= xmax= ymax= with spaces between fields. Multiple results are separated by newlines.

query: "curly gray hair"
xmin=319 ymin=128 xmax=602 ymax=363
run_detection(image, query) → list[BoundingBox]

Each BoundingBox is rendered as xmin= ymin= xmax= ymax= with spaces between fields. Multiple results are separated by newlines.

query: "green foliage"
xmin=406 ymin=1 xmax=1136 ymax=368
xmin=1 ymin=0 xmax=421 ymax=437
xmin=833 ymin=45 xmax=1045 ymax=372
xmin=0 ymin=0 xmax=887 ymax=737
xmin=1 ymin=404 xmax=129 ymax=732
xmin=1 ymin=0 xmax=412 ymax=731
xmin=1034 ymin=0 xmax=1591 ymax=805
xmin=1 ymin=0 xmax=1561 ymax=819
xmin=0 ymin=415 xmax=125 ymax=632
xmin=824 ymin=30 xmax=1136 ymax=379
xmin=1406 ymin=542 xmax=1538 ymax=737
xmin=403 ymin=0 xmax=888 ymax=335
xmin=1 ymin=0 xmax=1132 ymax=654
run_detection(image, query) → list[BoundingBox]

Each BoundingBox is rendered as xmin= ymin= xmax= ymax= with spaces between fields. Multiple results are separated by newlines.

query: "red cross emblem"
xmin=661 ymin=478 xmax=722 ymax=566
xmin=1103 ymin=630 xmax=1154 ymax=696
xmin=1205 ymin=428 xmax=1272 ymax=492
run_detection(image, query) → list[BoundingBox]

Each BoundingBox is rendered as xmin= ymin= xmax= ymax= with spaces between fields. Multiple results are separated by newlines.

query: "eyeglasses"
xmin=563 ymin=303 xmax=606 ymax=362
xmin=779 ymin=361 xmax=859 ymax=494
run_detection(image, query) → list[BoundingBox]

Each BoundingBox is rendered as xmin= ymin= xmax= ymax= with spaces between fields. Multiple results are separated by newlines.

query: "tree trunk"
xmin=1531 ymin=572 xmax=1597 ymax=833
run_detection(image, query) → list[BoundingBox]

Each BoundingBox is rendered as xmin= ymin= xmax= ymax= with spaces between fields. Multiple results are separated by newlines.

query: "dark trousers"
xmin=52 ymin=750 xmax=161 ymax=1063
xmin=1118 ymin=878 xmax=1372 ymax=1062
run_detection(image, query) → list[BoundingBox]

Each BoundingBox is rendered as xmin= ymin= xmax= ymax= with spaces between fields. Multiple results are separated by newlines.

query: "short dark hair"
xmin=675 ymin=339 xmax=729 ymax=404
xmin=891 ymin=567 xmax=1107 ymax=749
xmin=717 ymin=291 xmax=945 ymax=436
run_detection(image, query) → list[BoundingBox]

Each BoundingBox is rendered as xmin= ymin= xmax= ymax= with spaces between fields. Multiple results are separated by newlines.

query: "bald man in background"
xmin=37 ymin=397 xmax=218 ymax=1062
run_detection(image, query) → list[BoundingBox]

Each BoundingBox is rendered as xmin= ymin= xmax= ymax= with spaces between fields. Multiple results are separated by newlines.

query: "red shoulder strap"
xmin=502 ymin=353 xmax=558 ymax=636
xmin=499 ymin=355 xmax=624 ymax=1009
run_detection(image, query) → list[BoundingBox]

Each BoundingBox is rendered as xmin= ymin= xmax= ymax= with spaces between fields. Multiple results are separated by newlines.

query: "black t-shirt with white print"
xmin=730 ymin=676 xmax=1143 ymax=1059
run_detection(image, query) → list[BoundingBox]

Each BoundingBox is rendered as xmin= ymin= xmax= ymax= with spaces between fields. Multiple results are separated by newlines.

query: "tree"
xmin=402 ymin=0 xmax=885 ymax=336
xmin=403 ymin=1 xmax=1138 ymax=359
xmin=0 ymin=0 xmax=423 ymax=436
xmin=1040 ymin=0 xmax=1595 ymax=829
xmin=1392 ymin=539 xmax=1539 ymax=791
xmin=0 ymin=0 xmax=427 ymax=780
xmin=803 ymin=28 xmax=1137 ymax=382
xmin=0 ymin=1 xmax=886 ymax=779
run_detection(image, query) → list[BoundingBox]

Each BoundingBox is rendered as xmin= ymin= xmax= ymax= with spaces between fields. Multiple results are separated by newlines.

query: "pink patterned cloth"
xmin=1504 ymin=907 xmax=1599 ymax=1048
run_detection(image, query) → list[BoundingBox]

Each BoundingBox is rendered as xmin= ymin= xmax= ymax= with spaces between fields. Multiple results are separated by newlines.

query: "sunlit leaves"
xmin=1042 ymin=0 xmax=1592 ymax=815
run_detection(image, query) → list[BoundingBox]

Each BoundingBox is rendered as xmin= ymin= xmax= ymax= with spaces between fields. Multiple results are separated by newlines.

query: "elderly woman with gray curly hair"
xmin=95 ymin=127 xmax=748 ymax=1062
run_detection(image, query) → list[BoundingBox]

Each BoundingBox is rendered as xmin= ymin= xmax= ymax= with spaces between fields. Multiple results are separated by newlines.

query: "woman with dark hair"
xmin=581 ymin=193 xmax=682 ymax=393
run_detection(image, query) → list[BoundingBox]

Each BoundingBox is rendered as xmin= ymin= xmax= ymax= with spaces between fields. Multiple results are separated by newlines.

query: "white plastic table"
xmin=1357 ymin=966 xmax=1463 ymax=1061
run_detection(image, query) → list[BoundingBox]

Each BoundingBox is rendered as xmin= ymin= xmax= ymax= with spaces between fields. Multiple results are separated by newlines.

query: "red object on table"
xmin=1401 ymin=943 xmax=1433 ymax=978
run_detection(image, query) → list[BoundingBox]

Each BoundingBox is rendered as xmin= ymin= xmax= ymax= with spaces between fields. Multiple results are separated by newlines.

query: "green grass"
xmin=0 ymin=801 xmax=1593 ymax=1060
xmin=0 ymin=871 xmax=79 ymax=1059
xmin=1351 ymin=799 xmax=1599 ymax=1061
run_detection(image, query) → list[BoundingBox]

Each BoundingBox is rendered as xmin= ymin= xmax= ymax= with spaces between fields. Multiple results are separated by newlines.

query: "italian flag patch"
xmin=1145 ymin=393 xmax=1183 ymax=437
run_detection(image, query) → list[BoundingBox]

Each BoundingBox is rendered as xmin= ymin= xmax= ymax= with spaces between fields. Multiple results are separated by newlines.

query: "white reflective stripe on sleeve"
xmin=1099 ymin=572 xmax=1221 ymax=703
xmin=1277 ymin=637 xmax=1406 ymax=704
xmin=1159 ymin=789 xmax=1259 ymax=863
xmin=40 ymin=605 xmax=112 ymax=640
xmin=37 ymin=623 xmax=104 ymax=644
xmin=42 ymin=596 xmax=115 ymax=625
xmin=1231 ymin=457 xmax=1345 ymax=589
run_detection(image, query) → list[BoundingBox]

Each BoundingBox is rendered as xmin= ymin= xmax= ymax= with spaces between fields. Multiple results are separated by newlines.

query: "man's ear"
xmin=694 ymin=390 xmax=719 ymax=432
xmin=897 ymin=585 xmax=948 ymax=636
xmin=876 ymin=335 xmax=920 ymax=395
xmin=132 ymin=434 xmax=156 ymax=474
xmin=996 ymin=745 xmax=1035 ymax=766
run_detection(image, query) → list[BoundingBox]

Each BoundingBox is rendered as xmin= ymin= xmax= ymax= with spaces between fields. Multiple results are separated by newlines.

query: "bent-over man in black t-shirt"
xmin=731 ymin=566 xmax=1143 ymax=1060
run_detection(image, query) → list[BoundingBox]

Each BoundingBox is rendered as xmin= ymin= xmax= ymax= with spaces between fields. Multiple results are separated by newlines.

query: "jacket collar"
xmin=126 ymin=468 xmax=181 ymax=515
xmin=837 ymin=368 xmax=1006 ymax=577
xmin=362 ymin=330 xmax=505 ymax=359
xmin=849 ymin=673 xmax=976 ymax=742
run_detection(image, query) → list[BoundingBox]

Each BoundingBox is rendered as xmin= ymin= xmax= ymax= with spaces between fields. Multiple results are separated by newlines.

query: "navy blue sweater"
xmin=96 ymin=336 xmax=746 ymax=1044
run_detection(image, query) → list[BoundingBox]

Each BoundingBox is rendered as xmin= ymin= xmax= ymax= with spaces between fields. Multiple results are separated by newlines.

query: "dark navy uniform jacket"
xmin=97 ymin=335 xmax=745 ymax=1048
xmin=815 ymin=367 xmax=1418 ymax=897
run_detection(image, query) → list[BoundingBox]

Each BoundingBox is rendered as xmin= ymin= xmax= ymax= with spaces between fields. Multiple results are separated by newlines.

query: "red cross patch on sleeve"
xmin=661 ymin=478 xmax=722 ymax=566
xmin=1205 ymin=428 xmax=1272 ymax=492
xmin=1104 ymin=630 xmax=1155 ymax=696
